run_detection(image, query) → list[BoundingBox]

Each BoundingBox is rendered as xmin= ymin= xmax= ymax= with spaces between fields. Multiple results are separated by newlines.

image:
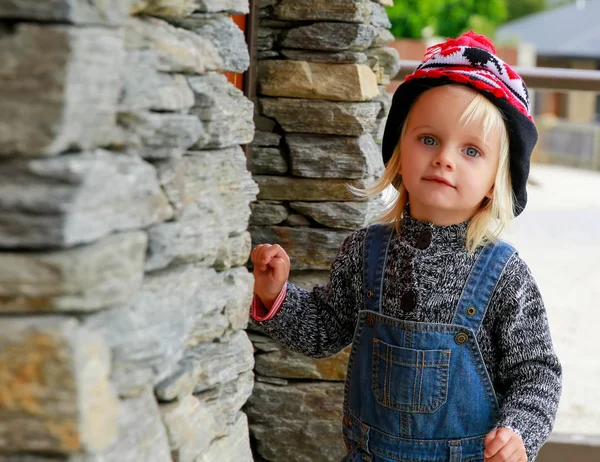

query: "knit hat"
xmin=382 ymin=31 xmax=538 ymax=216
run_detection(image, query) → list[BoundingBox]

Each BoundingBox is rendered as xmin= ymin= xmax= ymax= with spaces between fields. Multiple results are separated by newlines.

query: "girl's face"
xmin=399 ymin=85 xmax=501 ymax=226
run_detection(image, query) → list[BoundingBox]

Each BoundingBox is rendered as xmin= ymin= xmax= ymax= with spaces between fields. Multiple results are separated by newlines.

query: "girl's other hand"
xmin=484 ymin=427 xmax=527 ymax=462
xmin=251 ymin=243 xmax=290 ymax=309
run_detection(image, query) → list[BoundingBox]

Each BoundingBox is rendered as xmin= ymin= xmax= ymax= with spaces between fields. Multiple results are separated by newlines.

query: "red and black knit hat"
xmin=382 ymin=31 xmax=538 ymax=216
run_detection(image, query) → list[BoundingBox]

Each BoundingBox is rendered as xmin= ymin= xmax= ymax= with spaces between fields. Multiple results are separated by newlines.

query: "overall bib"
xmin=342 ymin=224 xmax=516 ymax=462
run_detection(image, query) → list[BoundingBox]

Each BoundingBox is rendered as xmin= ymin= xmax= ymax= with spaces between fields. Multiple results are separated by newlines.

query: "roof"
xmin=496 ymin=0 xmax=600 ymax=60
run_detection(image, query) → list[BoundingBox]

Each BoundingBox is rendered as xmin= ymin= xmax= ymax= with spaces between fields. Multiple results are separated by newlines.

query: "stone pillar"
xmin=246 ymin=0 xmax=398 ymax=460
xmin=0 ymin=1 xmax=257 ymax=461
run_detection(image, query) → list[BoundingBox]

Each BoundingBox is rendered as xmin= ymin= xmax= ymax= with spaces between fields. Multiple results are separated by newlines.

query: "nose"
xmin=432 ymin=146 xmax=455 ymax=171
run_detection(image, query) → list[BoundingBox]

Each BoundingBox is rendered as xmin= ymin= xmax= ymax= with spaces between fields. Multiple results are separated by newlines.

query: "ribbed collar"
xmin=398 ymin=205 xmax=470 ymax=252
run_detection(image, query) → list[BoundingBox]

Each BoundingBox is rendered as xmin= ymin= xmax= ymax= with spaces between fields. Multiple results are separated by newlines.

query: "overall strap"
xmin=452 ymin=240 xmax=517 ymax=332
xmin=363 ymin=224 xmax=395 ymax=313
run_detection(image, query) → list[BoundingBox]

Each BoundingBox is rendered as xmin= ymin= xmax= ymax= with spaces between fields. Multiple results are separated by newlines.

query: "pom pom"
xmin=424 ymin=30 xmax=496 ymax=59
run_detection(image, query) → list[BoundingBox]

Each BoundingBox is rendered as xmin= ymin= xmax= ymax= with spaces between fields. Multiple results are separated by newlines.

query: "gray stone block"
xmin=130 ymin=0 xmax=196 ymax=18
xmin=0 ymin=232 xmax=147 ymax=313
xmin=126 ymin=17 xmax=222 ymax=73
xmin=260 ymin=98 xmax=380 ymax=136
xmin=119 ymin=50 xmax=195 ymax=112
xmin=250 ymin=201 xmax=289 ymax=226
xmin=254 ymin=175 xmax=372 ymax=202
xmin=0 ymin=0 xmax=131 ymax=25
xmin=0 ymin=24 xmax=122 ymax=156
xmin=274 ymin=0 xmax=371 ymax=23
xmin=114 ymin=111 xmax=203 ymax=159
xmin=194 ymin=0 xmax=249 ymax=14
xmin=251 ymin=147 xmax=288 ymax=175
xmin=174 ymin=15 xmax=250 ymax=73
xmin=253 ymin=131 xmax=281 ymax=147
xmin=0 ymin=150 xmax=173 ymax=248
xmin=250 ymin=226 xmax=351 ymax=270
xmin=189 ymin=74 xmax=254 ymax=149
xmin=290 ymin=198 xmax=385 ymax=230
xmin=286 ymin=133 xmax=383 ymax=179
xmin=281 ymin=22 xmax=375 ymax=52
xmin=246 ymin=381 xmax=346 ymax=461
xmin=370 ymin=1 xmax=392 ymax=28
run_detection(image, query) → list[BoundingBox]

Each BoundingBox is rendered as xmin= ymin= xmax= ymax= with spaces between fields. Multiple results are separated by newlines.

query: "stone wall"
xmin=245 ymin=0 xmax=398 ymax=460
xmin=0 ymin=1 xmax=257 ymax=461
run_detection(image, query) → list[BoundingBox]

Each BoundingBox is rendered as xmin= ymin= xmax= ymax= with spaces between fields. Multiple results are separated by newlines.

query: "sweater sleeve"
xmin=251 ymin=228 xmax=365 ymax=359
xmin=490 ymin=254 xmax=562 ymax=461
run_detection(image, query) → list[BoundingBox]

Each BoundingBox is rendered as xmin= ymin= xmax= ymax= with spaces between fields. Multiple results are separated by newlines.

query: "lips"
xmin=423 ymin=175 xmax=455 ymax=188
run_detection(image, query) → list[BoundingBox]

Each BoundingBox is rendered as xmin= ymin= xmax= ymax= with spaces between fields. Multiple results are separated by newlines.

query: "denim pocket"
xmin=371 ymin=338 xmax=451 ymax=413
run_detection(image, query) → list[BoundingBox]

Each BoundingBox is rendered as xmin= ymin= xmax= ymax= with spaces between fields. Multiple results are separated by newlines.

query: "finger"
xmin=261 ymin=244 xmax=288 ymax=270
xmin=484 ymin=429 xmax=511 ymax=458
xmin=487 ymin=438 xmax=519 ymax=462
xmin=484 ymin=428 xmax=497 ymax=447
xmin=269 ymin=257 xmax=289 ymax=283
xmin=251 ymin=244 xmax=270 ymax=271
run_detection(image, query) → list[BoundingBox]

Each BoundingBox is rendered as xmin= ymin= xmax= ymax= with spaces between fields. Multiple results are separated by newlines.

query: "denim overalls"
xmin=342 ymin=224 xmax=516 ymax=462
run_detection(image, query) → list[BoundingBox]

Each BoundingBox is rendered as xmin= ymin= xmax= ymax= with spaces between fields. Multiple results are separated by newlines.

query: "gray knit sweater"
xmin=253 ymin=213 xmax=562 ymax=460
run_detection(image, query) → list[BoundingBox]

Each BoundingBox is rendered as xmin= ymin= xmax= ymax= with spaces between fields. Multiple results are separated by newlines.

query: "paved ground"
xmin=503 ymin=163 xmax=600 ymax=441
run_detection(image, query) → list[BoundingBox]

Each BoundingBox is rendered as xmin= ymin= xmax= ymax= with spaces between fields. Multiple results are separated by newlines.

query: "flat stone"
xmin=274 ymin=0 xmax=371 ymax=23
xmin=114 ymin=111 xmax=202 ymax=159
xmin=246 ymin=381 xmax=345 ymax=462
xmin=257 ymin=50 xmax=280 ymax=59
xmin=250 ymin=226 xmax=351 ymax=270
xmin=144 ymin=203 xmax=224 ymax=272
xmin=0 ymin=317 xmax=119 ymax=454
xmin=281 ymin=23 xmax=375 ymax=52
xmin=196 ymin=413 xmax=253 ymax=462
xmin=372 ymin=27 xmax=395 ymax=47
xmin=280 ymin=49 xmax=368 ymax=64
xmin=79 ymin=389 xmax=172 ymax=462
xmin=189 ymin=73 xmax=254 ymax=149
xmin=0 ymin=150 xmax=173 ymax=249
xmin=0 ymin=232 xmax=147 ymax=313
xmin=370 ymin=1 xmax=392 ymax=28
xmin=251 ymin=333 xmax=350 ymax=380
xmin=119 ymin=50 xmax=195 ymax=112
xmin=367 ymin=46 xmax=401 ymax=79
xmin=154 ymin=358 xmax=196 ymax=402
xmin=283 ymin=214 xmax=311 ymax=227
xmin=214 ymin=232 xmax=252 ymax=271
xmin=253 ymin=131 xmax=281 ymax=147
xmin=195 ymin=0 xmax=249 ymax=14
xmin=290 ymin=198 xmax=384 ymax=229
xmin=257 ymin=27 xmax=279 ymax=51
xmin=173 ymin=15 xmax=249 ymax=73
xmin=374 ymin=0 xmax=393 ymax=5
xmin=250 ymin=201 xmax=289 ymax=226
xmin=259 ymin=60 xmax=379 ymax=102
xmin=84 ymin=266 xmax=253 ymax=397
xmin=255 ymin=175 xmax=372 ymax=201
xmin=160 ymin=372 xmax=253 ymax=461
xmin=0 ymin=0 xmax=130 ymax=25
xmin=126 ymin=17 xmax=222 ymax=73
xmin=130 ymin=0 xmax=196 ymax=18
xmin=286 ymin=133 xmax=383 ymax=179
xmin=0 ymin=24 xmax=122 ymax=156
xmin=260 ymin=98 xmax=380 ymax=136
xmin=251 ymin=147 xmax=288 ymax=175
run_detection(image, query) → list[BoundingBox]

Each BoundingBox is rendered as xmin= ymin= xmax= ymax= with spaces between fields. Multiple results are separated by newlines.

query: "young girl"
xmin=250 ymin=31 xmax=562 ymax=462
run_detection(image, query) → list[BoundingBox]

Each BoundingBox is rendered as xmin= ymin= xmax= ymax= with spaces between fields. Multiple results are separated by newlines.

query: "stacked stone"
xmin=246 ymin=0 xmax=398 ymax=460
xmin=0 ymin=1 xmax=257 ymax=461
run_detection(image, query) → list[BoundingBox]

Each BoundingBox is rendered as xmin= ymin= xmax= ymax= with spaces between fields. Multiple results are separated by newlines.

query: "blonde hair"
xmin=353 ymin=86 xmax=513 ymax=252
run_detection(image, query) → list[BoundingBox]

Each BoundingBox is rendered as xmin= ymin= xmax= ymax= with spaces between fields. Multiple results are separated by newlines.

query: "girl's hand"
xmin=251 ymin=243 xmax=290 ymax=309
xmin=484 ymin=427 xmax=527 ymax=462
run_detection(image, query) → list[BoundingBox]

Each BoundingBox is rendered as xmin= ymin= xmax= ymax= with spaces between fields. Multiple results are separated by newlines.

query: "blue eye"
xmin=464 ymin=147 xmax=480 ymax=158
xmin=421 ymin=136 xmax=437 ymax=146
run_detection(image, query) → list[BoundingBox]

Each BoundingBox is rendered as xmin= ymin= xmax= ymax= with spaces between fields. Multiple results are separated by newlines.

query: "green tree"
xmin=386 ymin=0 xmax=507 ymax=39
xmin=505 ymin=0 xmax=547 ymax=21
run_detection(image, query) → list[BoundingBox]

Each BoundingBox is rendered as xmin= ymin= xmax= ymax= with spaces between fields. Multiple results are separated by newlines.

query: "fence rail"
xmin=394 ymin=60 xmax=600 ymax=92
